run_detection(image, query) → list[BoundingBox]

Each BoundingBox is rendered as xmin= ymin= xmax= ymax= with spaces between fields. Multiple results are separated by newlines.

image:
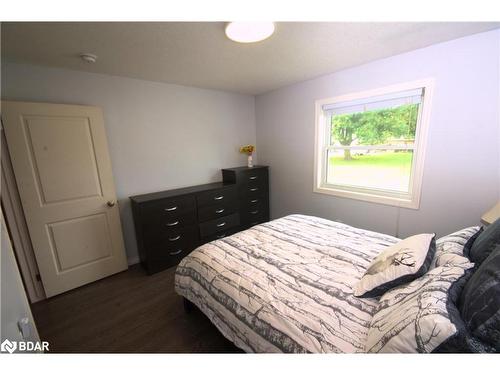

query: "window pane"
xmin=330 ymin=103 xmax=419 ymax=147
xmin=327 ymin=149 xmax=414 ymax=193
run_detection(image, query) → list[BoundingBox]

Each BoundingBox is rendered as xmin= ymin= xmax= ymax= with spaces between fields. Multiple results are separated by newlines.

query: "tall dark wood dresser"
xmin=130 ymin=166 xmax=269 ymax=274
xmin=221 ymin=166 xmax=270 ymax=228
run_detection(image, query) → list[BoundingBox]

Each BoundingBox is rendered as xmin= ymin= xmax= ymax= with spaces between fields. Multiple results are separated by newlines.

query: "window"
xmin=314 ymin=80 xmax=434 ymax=209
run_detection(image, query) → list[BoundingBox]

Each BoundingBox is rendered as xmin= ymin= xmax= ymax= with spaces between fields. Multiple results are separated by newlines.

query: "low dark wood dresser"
xmin=130 ymin=166 xmax=269 ymax=274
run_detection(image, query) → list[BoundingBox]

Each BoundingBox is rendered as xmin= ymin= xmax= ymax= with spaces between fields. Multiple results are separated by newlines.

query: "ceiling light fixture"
xmin=80 ymin=53 xmax=97 ymax=63
xmin=225 ymin=22 xmax=275 ymax=43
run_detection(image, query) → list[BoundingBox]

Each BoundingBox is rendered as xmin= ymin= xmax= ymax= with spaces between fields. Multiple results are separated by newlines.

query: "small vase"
xmin=247 ymin=154 xmax=254 ymax=168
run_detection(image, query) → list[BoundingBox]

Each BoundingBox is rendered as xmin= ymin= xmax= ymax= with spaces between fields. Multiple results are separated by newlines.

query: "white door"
xmin=2 ymin=101 xmax=128 ymax=297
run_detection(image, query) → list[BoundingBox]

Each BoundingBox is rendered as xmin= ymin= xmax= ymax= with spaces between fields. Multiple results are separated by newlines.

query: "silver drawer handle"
xmin=216 ymin=233 xmax=226 ymax=239
xmin=251 ymin=222 xmax=259 ymax=225
xmin=249 ymin=176 xmax=258 ymax=180
xmin=164 ymin=206 xmax=177 ymax=212
xmin=216 ymin=222 xmax=226 ymax=227
xmin=250 ymin=188 xmax=258 ymax=192
xmin=214 ymin=196 xmax=224 ymax=200
xmin=250 ymin=199 xmax=259 ymax=203
xmin=166 ymin=221 xmax=179 ymax=227
xmin=169 ymin=249 xmax=182 ymax=256
xmin=215 ymin=208 xmax=225 ymax=214
xmin=250 ymin=210 xmax=259 ymax=214
xmin=169 ymin=235 xmax=181 ymax=241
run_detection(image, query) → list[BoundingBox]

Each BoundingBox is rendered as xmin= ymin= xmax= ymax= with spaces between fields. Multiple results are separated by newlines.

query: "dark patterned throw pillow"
xmin=468 ymin=218 xmax=500 ymax=265
xmin=459 ymin=244 xmax=500 ymax=351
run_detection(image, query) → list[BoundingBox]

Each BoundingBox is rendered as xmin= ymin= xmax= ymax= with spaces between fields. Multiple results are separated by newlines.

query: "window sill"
xmin=313 ymin=185 xmax=420 ymax=209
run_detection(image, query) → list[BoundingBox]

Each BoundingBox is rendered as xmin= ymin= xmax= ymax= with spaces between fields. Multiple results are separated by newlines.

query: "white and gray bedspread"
xmin=174 ymin=214 xmax=399 ymax=353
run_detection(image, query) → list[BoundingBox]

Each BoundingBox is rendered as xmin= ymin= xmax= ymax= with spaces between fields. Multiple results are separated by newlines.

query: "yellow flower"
xmin=239 ymin=145 xmax=255 ymax=155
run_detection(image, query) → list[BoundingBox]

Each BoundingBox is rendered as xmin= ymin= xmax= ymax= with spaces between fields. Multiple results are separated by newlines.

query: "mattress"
xmin=174 ymin=214 xmax=399 ymax=353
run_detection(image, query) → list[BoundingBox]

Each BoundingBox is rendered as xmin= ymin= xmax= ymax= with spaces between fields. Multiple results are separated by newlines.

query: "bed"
xmin=174 ymin=214 xmax=499 ymax=353
xmin=175 ymin=214 xmax=400 ymax=352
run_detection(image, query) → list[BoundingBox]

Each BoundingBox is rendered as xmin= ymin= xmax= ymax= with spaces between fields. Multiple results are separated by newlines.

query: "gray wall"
xmin=255 ymin=29 xmax=500 ymax=238
xmin=1 ymin=63 xmax=256 ymax=263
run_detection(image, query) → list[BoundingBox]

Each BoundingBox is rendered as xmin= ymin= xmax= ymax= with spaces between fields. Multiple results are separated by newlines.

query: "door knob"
xmin=107 ymin=200 xmax=116 ymax=207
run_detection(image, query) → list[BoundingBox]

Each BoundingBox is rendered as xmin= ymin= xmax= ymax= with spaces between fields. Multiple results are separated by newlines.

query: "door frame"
xmin=1 ymin=125 xmax=46 ymax=303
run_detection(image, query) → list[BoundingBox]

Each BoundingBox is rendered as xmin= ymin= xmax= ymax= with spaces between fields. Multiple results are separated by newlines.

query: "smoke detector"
xmin=79 ymin=53 xmax=97 ymax=63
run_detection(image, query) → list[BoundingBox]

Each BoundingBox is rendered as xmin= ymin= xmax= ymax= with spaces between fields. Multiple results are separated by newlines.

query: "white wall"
xmin=255 ymin=29 xmax=500 ymax=238
xmin=2 ymin=29 xmax=499 ymax=265
xmin=1 ymin=211 xmax=40 ymax=348
xmin=1 ymin=63 xmax=256 ymax=263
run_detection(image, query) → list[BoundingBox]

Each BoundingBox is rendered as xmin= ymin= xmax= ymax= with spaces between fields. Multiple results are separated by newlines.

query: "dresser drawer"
xmin=241 ymin=179 xmax=267 ymax=193
xmin=199 ymin=213 xmax=240 ymax=238
xmin=241 ymin=195 xmax=266 ymax=207
xmin=241 ymin=213 xmax=268 ymax=226
xmin=141 ymin=195 xmax=196 ymax=222
xmin=143 ymin=210 xmax=197 ymax=239
xmin=239 ymin=168 xmax=268 ymax=185
xmin=202 ymin=226 xmax=240 ymax=242
xmin=198 ymin=199 xmax=238 ymax=222
xmin=240 ymin=183 xmax=268 ymax=200
xmin=148 ymin=236 xmax=195 ymax=258
xmin=196 ymin=186 xmax=238 ymax=208
xmin=241 ymin=201 xmax=268 ymax=225
xmin=144 ymin=224 xmax=198 ymax=247
xmin=146 ymin=242 xmax=194 ymax=273
xmin=241 ymin=199 xmax=268 ymax=215
xmin=241 ymin=210 xmax=269 ymax=228
xmin=145 ymin=225 xmax=197 ymax=271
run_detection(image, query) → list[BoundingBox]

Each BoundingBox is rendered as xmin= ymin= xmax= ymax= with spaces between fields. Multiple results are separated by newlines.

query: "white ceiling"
xmin=2 ymin=22 xmax=499 ymax=95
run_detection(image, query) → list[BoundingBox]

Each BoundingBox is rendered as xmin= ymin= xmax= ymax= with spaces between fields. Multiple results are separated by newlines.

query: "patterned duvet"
xmin=174 ymin=214 xmax=399 ymax=353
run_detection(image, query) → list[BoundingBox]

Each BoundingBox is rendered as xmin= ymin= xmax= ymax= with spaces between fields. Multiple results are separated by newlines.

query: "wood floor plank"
xmin=31 ymin=264 xmax=242 ymax=353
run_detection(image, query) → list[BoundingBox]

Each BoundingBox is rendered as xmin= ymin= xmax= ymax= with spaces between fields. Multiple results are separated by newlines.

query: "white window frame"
xmin=313 ymin=79 xmax=434 ymax=209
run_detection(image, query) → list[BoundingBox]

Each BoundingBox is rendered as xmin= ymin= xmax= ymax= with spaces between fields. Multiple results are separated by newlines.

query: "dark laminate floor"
xmin=31 ymin=264 xmax=242 ymax=353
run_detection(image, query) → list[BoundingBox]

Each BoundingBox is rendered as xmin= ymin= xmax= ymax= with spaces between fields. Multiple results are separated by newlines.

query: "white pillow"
xmin=431 ymin=226 xmax=481 ymax=269
xmin=354 ymin=233 xmax=436 ymax=298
